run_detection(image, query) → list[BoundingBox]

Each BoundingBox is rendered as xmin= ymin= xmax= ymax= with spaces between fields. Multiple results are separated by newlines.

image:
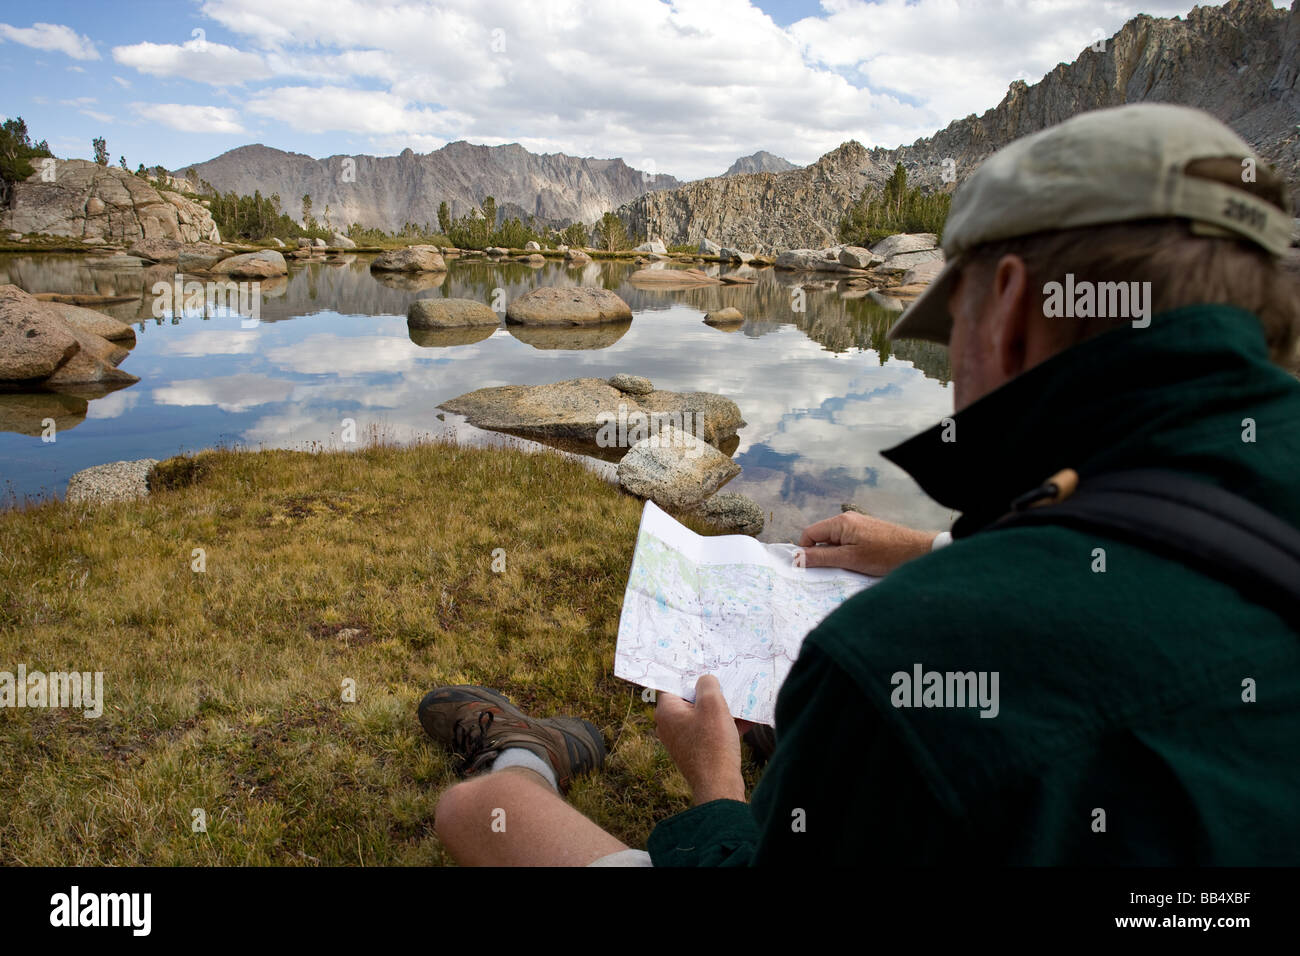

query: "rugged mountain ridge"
xmin=623 ymin=0 xmax=1299 ymax=251
xmin=176 ymin=141 xmax=680 ymax=233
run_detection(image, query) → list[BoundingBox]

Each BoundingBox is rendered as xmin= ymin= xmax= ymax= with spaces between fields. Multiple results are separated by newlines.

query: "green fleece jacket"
xmin=648 ymin=304 xmax=1300 ymax=866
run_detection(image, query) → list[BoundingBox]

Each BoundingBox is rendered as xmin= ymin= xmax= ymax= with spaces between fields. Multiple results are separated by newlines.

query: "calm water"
xmin=0 ymin=252 xmax=955 ymax=541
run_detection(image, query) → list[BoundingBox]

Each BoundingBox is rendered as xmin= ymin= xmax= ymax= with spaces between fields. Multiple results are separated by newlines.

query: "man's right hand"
xmin=798 ymin=511 xmax=941 ymax=577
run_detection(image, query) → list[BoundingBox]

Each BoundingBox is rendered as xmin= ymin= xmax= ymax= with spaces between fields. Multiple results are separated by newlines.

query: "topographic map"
xmin=615 ymin=501 xmax=875 ymax=725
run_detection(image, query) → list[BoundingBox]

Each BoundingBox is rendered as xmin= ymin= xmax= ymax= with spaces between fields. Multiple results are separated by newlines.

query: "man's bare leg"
xmin=435 ymin=766 xmax=631 ymax=866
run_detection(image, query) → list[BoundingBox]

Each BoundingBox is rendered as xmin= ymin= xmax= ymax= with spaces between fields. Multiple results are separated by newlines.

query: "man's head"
xmin=889 ymin=104 xmax=1298 ymax=412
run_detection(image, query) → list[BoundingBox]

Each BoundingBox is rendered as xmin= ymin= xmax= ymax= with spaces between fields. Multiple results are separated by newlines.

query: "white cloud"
xmin=112 ymin=37 xmax=271 ymax=83
xmin=152 ymin=373 xmax=295 ymax=412
xmin=245 ymin=86 xmax=467 ymax=136
xmin=0 ymin=22 xmax=99 ymax=61
xmin=85 ymin=0 xmax=1268 ymax=179
xmin=112 ymin=75 xmax=131 ymax=88
xmin=130 ymin=102 xmax=246 ymax=134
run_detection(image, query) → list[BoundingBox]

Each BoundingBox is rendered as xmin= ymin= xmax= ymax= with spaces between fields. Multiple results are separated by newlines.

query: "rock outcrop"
xmin=619 ymin=0 xmax=1300 ymax=248
xmin=2 ymin=160 xmax=220 ymax=243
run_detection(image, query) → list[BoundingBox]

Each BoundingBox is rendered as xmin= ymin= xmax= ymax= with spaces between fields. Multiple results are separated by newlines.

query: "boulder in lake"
xmin=634 ymin=239 xmax=668 ymax=255
xmin=40 ymin=301 xmax=135 ymax=343
xmin=370 ymin=245 xmax=447 ymax=273
xmin=44 ymin=326 xmax=139 ymax=386
xmin=331 ymin=232 xmax=357 ymax=249
xmin=407 ymin=298 xmax=500 ymax=329
xmin=704 ymin=307 xmax=744 ymax=327
xmin=178 ymin=243 xmax=228 ymax=273
xmin=505 ymin=286 xmax=632 ymax=325
xmin=870 ymin=233 xmax=938 ymax=259
xmin=524 ymin=240 xmax=541 ymax=251
xmin=486 ymin=246 xmax=509 ymax=257
xmin=313 ymin=238 xmax=327 ymax=248
xmin=441 ymin=377 xmax=744 ymax=450
xmin=616 ymin=425 xmax=740 ymax=511
xmin=564 ymin=248 xmax=592 ymax=265
xmin=720 ymin=248 xmax=754 ymax=263
xmin=878 ymin=248 xmax=944 ymax=274
xmin=0 ymin=284 xmax=80 ymax=382
xmin=695 ymin=491 xmax=765 ymax=536
xmin=699 ymin=238 xmax=722 ymax=256
xmin=211 ymin=249 xmax=289 ymax=278
xmin=900 ymin=258 xmax=946 ymax=286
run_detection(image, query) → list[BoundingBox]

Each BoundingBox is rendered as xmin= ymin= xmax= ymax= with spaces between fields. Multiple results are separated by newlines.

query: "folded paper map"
xmin=615 ymin=501 xmax=876 ymax=725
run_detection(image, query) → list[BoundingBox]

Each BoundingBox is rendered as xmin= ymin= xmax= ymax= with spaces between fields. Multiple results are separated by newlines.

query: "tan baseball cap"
xmin=888 ymin=103 xmax=1293 ymax=343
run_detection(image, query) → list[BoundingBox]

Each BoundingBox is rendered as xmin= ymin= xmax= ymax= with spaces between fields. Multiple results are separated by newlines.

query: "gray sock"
xmin=491 ymin=747 xmax=559 ymax=791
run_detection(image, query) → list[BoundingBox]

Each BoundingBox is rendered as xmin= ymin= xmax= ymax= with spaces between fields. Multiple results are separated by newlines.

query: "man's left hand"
xmin=655 ymin=675 xmax=748 ymax=805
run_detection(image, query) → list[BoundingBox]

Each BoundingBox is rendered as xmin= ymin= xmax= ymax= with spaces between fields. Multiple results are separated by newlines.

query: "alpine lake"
xmin=0 ymin=251 xmax=955 ymax=542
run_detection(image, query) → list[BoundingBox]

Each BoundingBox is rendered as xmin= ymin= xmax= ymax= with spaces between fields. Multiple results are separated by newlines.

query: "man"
xmin=423 ymin=103 xmax=1300 ymax=866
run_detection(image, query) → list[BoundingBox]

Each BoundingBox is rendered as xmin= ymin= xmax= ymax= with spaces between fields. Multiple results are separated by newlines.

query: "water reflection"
xmin=0 ymin=253 xmax=954 ymax=538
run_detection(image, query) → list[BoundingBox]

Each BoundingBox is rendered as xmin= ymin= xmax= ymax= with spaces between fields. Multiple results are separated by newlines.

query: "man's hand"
xmin=655 ymin=675 xmax=747 ymax=805
xmin=798 ymin=511 xmax=940 ymax=577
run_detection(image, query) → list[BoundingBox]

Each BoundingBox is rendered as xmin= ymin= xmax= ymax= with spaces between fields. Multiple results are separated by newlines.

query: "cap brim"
xmin=886 ymin=256 xmax=962 ymax=344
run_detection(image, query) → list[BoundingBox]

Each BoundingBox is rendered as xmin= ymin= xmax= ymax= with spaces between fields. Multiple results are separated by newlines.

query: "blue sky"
xmin=0 ymin=0 xmax=1265 ymax=180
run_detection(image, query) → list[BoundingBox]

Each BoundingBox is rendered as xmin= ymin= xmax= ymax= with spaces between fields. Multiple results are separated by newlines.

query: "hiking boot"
xmin=418 ymin=685 xmax=606 ymax=791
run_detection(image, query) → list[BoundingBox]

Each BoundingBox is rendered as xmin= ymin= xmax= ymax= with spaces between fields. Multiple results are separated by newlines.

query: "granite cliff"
xmin=622 ymin=0 xmax=1300 ymax=251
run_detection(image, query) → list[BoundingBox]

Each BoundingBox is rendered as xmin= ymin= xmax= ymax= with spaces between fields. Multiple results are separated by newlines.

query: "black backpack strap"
xmin=987 ymin=469 xmax=1300 ymax=625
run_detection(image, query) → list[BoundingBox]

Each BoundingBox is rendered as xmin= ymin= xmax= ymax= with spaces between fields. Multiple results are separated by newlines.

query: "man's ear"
xmin=988 ymin=254 xmax=1034 ymax=380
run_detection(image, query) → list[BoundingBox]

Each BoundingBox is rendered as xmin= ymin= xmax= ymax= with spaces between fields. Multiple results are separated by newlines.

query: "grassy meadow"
xmin=0 ymin=440 xmax=755 ymax=865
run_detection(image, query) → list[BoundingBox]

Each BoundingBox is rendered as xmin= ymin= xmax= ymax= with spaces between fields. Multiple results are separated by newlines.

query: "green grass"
xmin=0 ymin=441 xmax=751 ymax=865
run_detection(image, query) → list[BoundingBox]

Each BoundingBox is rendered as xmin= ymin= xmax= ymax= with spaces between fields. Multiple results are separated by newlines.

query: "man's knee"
xmin=434 ymin=777 xmax=488 ymax=842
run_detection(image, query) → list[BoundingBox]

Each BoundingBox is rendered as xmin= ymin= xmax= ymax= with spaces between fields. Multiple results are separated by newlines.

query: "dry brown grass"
xmin=0 ymin=440 xmax=747 ymax=865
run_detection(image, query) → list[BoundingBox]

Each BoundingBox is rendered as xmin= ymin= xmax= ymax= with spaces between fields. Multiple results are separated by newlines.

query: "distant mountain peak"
xmin=722 ymin=150 xmax=798 ymax=177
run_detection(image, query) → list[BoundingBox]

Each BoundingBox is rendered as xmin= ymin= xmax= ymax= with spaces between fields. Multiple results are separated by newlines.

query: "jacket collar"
xmin=881 ymin=304 xmax=1277 ymax=537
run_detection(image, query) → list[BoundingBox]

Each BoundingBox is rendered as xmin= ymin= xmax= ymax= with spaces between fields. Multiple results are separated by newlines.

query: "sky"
xmin=0 ymin=0 xmax=1275 ymax=181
